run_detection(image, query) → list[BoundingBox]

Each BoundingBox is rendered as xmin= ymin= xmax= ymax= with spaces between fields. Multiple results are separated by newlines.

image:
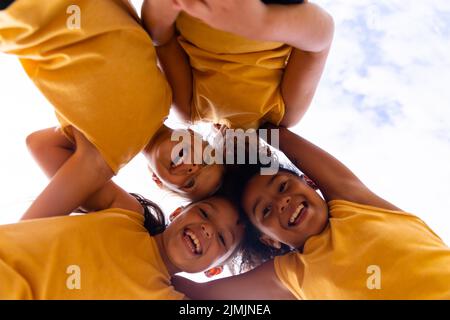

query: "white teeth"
xmin=184 ymin=234 xmax=195 ymax=253
xmin=185 ymin=230 xmax=202 ymax=254
xmin=289 ymin=203 xmax=305 ymax=224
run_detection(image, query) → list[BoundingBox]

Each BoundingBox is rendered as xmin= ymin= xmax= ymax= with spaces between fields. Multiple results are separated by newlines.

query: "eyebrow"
xmin=267 ymin=174 xmax=279 ymax=187
xmin=252 ymin=175 xmax=279 ymax=218
xmin=203 ymin=201 xmax=217 ymax=212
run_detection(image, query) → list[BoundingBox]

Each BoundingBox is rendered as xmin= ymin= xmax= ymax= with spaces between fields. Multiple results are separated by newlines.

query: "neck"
xmin=153 ymin=233 xmax=181 ymax=276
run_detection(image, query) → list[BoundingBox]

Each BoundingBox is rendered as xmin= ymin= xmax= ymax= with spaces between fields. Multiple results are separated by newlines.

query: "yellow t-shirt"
xmin=0 ymin=0 xmax=171 ymax=173
xmin=176 ymin=13 xmax=291 ymax=130
xmin=0 ymin=209 xmax=185 ymax=300
xmin=274 ymin=200 xmax=450 ymax=299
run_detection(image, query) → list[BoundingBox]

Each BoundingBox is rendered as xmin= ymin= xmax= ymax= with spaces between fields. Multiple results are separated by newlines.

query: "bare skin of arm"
xmin=172 ymin=260 xmax=296 ymax=300
xmin=141 ymin=0 xmax=193 ymax=122
xmin=173 ymin=0 xmax=334 ymax=127
xmin=280 ymin=47 xmax=330 ymax=127
xmin=22 ymin=128 xmax=139 ymax=220
xmin=271 ymin=126 xmax=400 ymax=210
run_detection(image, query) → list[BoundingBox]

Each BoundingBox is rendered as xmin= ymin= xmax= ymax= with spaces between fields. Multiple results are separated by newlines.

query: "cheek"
xmin=258 ymin=221 xmax=285 ymax=243
xmin=153 ymin=161 xmax=170 ymax=181
xmin=183 ymin=247 xmax=223 ymax=273
xmin=205 ymin=241 xmax=230 ymax=268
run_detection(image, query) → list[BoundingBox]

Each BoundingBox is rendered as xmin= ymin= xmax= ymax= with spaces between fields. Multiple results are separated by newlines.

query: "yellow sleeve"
xmin=274 ymin=253 xmax=304 ymax=300
xmin=0 ymin=0 xmax=171 ymax=174
xmin=0 ymin=258 xmax=33 ymax=300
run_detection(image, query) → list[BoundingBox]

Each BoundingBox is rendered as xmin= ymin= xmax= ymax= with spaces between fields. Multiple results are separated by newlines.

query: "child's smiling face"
xmin=242 ymin=171 xmax=329 ymax=250
xmin=147 ymin=128 xmax=224 ymax=201
xmin=162 ymin=197 xmax=245 ymax=273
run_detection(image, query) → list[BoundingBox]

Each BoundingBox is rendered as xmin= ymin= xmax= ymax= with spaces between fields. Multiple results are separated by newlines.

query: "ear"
xmin=152 ymin=173 xmax=163 ymax=188
xmin=259 ymin=234 xmax=282 ymax=250
xmin=169 ymin=206 xmax=184 ymax=222
xmin=147 ymin=165 xmax=162 ymax=187
xmin=204 ymin=266 xmax=223 ymax=278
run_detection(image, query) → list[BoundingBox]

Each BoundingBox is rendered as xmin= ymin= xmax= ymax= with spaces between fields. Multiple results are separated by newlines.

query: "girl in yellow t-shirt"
xmin=172 ymin=126 xmax=450 ymax=300
xmin=1 ymin=0 xmax=224 ymax=222
xmin=142 ymin=0 xmax=334 ymax=129
xmin=0 ymin=128 xmax=245 ymax=300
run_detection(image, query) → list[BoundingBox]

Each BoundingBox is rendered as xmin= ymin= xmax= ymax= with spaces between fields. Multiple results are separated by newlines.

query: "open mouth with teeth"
xmin=288 ymin=201 xmax=308 ymax=226
xmin=183 ymin=228 xmax=203 ymax=255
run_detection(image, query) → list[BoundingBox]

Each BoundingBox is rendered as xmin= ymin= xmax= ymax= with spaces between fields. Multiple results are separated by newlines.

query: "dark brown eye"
xmin=262 ymin=205 xmax=272 ymax=219
xmin=184 ymin=179 xmax=195 ymax=189
xmin=199 ymin=208 xmax=208 ymax=219
xmin=279 ymin=181 xmax=288 ymax=193
xmin=218 ymin=233 xmax=226 ymax=246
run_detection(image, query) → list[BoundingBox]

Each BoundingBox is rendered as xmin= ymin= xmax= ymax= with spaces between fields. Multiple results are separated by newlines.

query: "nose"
xmin=201 ymin=223 xmax=213 ymax=239
xmin=172 ymin=163 xmax=201 ymax=175
xmin=187 ymin=163 xmax=200 ymax=174
xmin=279 ymin=196 xmax=291 ymax=213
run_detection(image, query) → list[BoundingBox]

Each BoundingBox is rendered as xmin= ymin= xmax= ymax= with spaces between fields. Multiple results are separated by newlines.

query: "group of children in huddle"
xmin=0 ymin=0 xmax=449 ymax=300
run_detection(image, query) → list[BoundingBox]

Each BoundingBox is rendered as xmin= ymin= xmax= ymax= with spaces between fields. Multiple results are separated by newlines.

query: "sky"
xmin=0 ymin=0 xmax=449 ymax=281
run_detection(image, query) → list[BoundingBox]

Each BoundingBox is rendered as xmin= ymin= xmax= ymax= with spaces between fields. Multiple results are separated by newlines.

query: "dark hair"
xmin=130 ymin=193 xmax=166 ymax=236
xmin=0 ymin=0 xmax=15 ymax=10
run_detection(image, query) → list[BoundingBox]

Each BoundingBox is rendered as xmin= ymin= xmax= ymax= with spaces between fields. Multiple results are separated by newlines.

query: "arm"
xmin=279 ymin=46 xmax=330 ymax=127
xmin=274 ymin=127 xmax=400 ymax=210
xmin=26 ymin=127 xmax=143 ymax=214
xmin=172 ymin=260 xmax=296 ymax=300
xmin=174 ymin=0 xmax=334 ymax=52
xmin=141 ymin=0 xmax=193 ymax=122
xmin=26 ymin=127 xmax=75 ymax=179
xmin=271 ymin=2 xmax=333 ymax=128
xmin=21 ymin=128 xmax=127 ymax=220
xmin=267 ymin=1 xmax=333 ymax=127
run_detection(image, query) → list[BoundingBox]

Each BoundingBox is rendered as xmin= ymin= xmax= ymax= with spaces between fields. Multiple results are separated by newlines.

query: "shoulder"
xmin=331 ymin=179 xmax=402 ymax=212
xmin=327 ymin=199 xmax=415 ymax=221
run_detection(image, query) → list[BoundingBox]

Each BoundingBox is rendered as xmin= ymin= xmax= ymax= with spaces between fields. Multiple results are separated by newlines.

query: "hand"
xmin=142 ymin=0 xmax=181 ymax=46
xmin=71 ymin=127 xmax=107 ymax=162
xmin=173 ymin=0 xmax=268 ymax=39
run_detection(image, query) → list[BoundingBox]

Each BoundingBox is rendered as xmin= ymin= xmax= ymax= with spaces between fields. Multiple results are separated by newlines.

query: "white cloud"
xmin=301 ymin=0 xmax=450 ymax=243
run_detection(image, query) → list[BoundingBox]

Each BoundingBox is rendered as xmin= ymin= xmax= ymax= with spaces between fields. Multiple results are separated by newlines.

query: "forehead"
xmin=243 ymin=171 xmax=298 ymax=205
xmin=187 ymin=197 xmax=236 ymax=217
xmin=245 ymin=172 xmax=281 ymax=193
xmin=207 ymin=197 xmax=237 ymax=217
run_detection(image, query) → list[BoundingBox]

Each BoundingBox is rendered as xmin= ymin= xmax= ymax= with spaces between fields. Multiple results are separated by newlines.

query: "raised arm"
xmin=22 ymin=127 xmax=140 ymax=220
xmin=141 ymin=0 xmax=193 ymax=122
xmin=174 ymin=0 xmax=333 ymax=52
xmin=273 ymin=127 xmax=400 ymax=210
xmin=172 ymin=260 xmax=295 ymax=300
xmin=263 ymin=1 xmax=334 ymax=127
